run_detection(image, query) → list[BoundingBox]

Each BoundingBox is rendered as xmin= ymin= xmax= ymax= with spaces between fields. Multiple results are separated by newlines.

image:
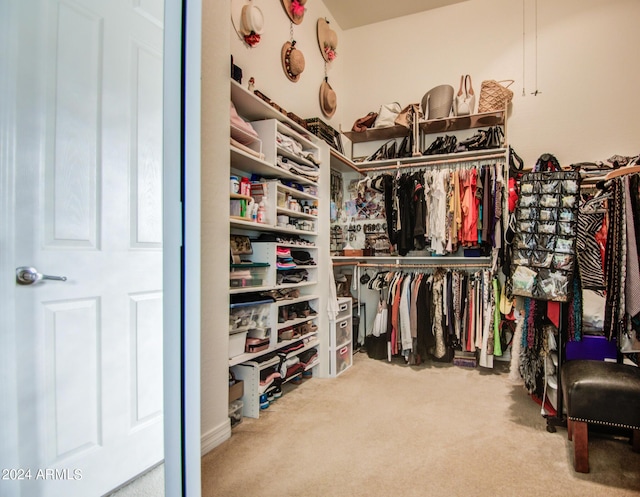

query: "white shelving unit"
xmin=228 ymin=80 xmax=329 ymax=421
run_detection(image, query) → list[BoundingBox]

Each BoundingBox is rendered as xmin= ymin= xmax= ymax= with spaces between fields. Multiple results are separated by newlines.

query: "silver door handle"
xmin=16 ymin=266 xmax=67 ymax=285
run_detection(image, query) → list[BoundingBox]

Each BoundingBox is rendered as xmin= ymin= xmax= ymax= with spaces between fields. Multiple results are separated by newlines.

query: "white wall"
xmin=201 ymin=0 xmax=233 ymax=454
xmin=339 ymin=0 xmax=640 ymax=167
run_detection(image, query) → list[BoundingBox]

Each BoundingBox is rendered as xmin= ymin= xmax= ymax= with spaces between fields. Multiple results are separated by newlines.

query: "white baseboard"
xmin=201 ymin=419 xmax=231 ymax=456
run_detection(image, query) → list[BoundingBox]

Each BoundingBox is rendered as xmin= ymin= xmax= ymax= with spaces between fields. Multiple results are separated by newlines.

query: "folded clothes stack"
xmin=279 ymin=356 xmax=302 ymax=380
xmin=276 ymin=268 xmax=308 ymax=284
xmin=298 ymin=347 xmax=318 ymax=367
xmin=276 ymin=247 xmax=296 ymax=269
xmin=276 ymin=132 xmax=320 ymax=165
xmin=290 ymin=250 xmax=315 ymax=265
xmin=276 ymin=155 xmax=319 ymax=183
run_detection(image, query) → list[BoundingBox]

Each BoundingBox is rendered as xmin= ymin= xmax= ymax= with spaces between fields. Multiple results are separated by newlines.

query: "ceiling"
xmin=322 ymin=0 xmax=469 ymax=30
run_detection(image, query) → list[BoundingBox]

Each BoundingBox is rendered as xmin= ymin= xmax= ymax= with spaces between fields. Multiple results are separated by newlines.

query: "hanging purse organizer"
xmin=510 ymin=162 xmax=581 ymax=302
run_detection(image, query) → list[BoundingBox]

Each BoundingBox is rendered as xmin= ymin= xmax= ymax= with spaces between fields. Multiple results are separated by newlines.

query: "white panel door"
xmin=11 ymin=0 xmax=165 ymax=495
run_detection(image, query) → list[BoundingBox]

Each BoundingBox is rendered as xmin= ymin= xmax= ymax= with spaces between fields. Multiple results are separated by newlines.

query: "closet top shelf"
xmin=342 ymin=110 xmax=505 ymax=143
xmin=231 ymin=79 xmax=316 ymax=143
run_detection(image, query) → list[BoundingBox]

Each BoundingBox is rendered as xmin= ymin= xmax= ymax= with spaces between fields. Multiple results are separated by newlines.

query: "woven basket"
xmin=478 ymin=80 xmax=514 ymax=112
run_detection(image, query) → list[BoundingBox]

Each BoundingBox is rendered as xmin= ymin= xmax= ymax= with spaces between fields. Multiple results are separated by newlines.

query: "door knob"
xmin=16 ymin=266 xmax=67 ymax=285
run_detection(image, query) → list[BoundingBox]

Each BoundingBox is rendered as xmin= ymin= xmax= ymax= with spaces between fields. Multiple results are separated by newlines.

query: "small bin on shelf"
xmin=229 ymin=330 xmax=248 ymax=359
xmin=229 ymin=262 xmax=269 ymax=288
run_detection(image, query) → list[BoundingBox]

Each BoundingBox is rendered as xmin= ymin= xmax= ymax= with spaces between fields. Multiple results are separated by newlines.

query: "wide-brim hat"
xmin=281 ymin=41 xmax=305 ymax=82
xmin=319 ymin=80 xmax=337 ymax=118
xmin=317 ymin=18 xmax=338 ymax=62
xmin=281 ymin=0 xmax=307 ymax=25
xmin=231 ymin=0 xmax=265 ymax=42
xmin=421 ymin=84 xmax=454 ymax=120
xmin=240 ymin=4 xmax=264 ymax=35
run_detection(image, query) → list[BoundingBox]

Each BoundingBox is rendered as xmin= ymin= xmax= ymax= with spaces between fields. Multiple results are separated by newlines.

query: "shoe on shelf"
xmin=259 ymin=393 xmax=269 ymax=410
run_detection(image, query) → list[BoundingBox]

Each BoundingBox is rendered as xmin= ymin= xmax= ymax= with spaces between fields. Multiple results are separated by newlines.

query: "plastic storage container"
xmin=334 ymin=343 xmax=352 ymax=375
xmin=229 ymin=331 xmax=248 ymax=358
xmin=229 ymin=262 xmax=269 ymax=288
xmin=335 ymin=318 xmax=351 ymax=348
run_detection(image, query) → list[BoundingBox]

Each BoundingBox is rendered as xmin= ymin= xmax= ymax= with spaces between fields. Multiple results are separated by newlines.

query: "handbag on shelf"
xmin=453 ymin=75 xmax=475 ymax=116
xmin=351 ymin=111 xmax=378 ymax=132
xmin=373 ymin=102 xmax=402 ymax=128
xmin=394 ymin=103 xmax=421 ymax=129
xmin=478 ymin=79 xmax=514 ymax=113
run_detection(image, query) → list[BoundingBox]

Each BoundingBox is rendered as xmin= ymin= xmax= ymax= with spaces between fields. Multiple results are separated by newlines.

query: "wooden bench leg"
xmin=573 ymin=420 xmax=589 ymax=473
xmin=567 ymin=418 xmax=573 ymax=441
xmin=633 ymin=430 xmax=640 ymax=453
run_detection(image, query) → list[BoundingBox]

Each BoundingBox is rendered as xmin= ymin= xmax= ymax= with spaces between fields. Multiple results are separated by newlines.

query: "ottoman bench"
xmin=561 ymin=359 xmax=640 ymax=473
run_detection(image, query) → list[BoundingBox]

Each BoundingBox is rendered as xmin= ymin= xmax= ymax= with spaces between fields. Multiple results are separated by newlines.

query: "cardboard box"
xmin=343 ymin=249 xmax=363 ymax=257
xmin=229 ymin=380 xmax=244 ymax=403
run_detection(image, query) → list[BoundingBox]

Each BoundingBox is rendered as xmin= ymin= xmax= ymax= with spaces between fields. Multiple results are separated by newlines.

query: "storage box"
xmin=229 ymin=330 xmax=248 ymax=358
xmin=335 ymin=343 xmax=352 ymax=375
xmin=343 ymin=249 xmax=363 ymax=257
xmin=336 ymin=298 xmax=352 ymax=320
xmin=565 ymin=335 xmax=617 ymax=362
xmin=229 ymin=301 xmax=271 ymax=333
xmin=229 ymin=379 xmax=244 ymax=403
xmin=229 ymin=263 xmax=269 ymax=288
xmin=229 ymin=399 xmax=243 ymax=428
xmin=336 ymin=318 xmax=351 ymax=347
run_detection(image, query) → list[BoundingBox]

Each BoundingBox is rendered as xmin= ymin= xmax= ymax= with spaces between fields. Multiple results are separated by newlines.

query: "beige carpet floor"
xmin=202 ymin=352 xmax=640 ymax=497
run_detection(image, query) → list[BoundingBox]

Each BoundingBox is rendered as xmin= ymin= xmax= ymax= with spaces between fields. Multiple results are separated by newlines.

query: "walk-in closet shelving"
xmin=329 ymin=109 xmax=510 ymax=366
xmin=339 ymin=110 xmax=506 ymax=164
xmin=228 ymin=79 xmax=330 ymax=422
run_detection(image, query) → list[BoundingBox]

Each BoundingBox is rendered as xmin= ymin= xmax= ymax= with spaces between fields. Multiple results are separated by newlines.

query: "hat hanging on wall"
xmin=281 ymin=40 xmax=305 ymax=82
xmin=319 ymin=78 xmax=337 ymax=118
xmin=317 ymin=18 xmax=337 ymax=62
xmin=281 ymin=0 xmax=307 ymax=25
xmin=231 ymin=0 xmax=265 ymax=47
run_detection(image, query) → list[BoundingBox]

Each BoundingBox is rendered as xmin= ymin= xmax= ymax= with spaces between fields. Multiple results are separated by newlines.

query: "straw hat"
xmin=281 ymin=0 xmax=307 ymax=25
xmin=281 ymin=41 xmax=305 ymax=82
xmin=319 ymin=80 xmax=337 ymax=118
xmin=317 ymin=18 xmax=338 ymax=62
xmin=240 ymin=4 xmax=264 ymax=36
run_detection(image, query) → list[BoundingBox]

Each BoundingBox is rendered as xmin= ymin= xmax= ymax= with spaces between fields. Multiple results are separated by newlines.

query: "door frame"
xmin=164 ymin=0 xmax=202 ymax=495
xmin=0 ymin=0 xmax=202 ymax=495
xmin=0 ymin=0 xmax=20 ymax=495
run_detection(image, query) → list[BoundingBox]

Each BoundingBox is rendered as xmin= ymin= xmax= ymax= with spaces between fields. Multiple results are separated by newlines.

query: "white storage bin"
xmin=229 ymin=330 xmax=248 ymax=359
xmin=336 ymin=297 xmax=352 ymax=321
xmin=335 ymin=318 xmax=351 ymax=348
xmin=334 ymin=343 xmax=352 ymax=376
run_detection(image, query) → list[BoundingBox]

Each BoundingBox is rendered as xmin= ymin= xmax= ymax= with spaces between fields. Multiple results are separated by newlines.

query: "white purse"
xmin=454 ymin=75 xmax=475 ymax=116
xmin=373 ymin=102 xmax=402 ymax=128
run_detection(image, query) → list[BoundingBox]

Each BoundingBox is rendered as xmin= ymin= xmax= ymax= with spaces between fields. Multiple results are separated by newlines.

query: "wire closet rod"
xmin=357 ymin=152 xmax=507 ymax=173
xmin=357 ymin=262 xmax=491 ymax=269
